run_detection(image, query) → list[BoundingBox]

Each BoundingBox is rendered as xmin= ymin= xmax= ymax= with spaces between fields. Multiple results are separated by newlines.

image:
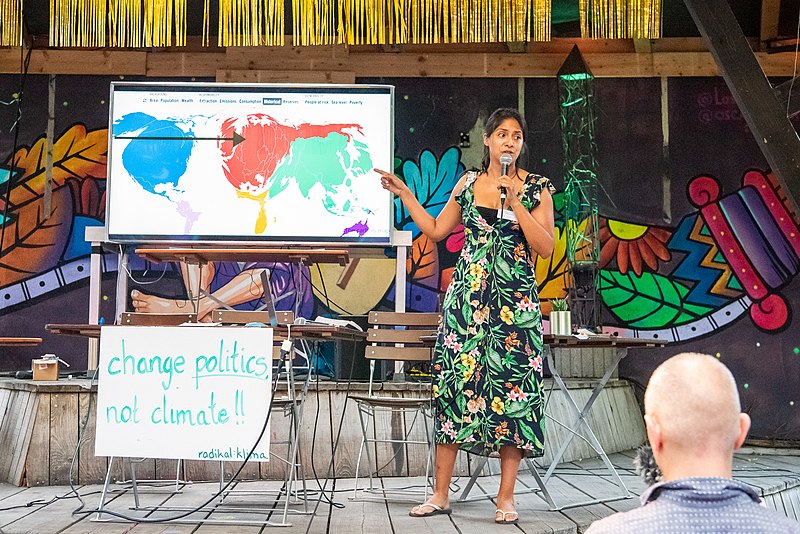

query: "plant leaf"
xmin=520 ymin=422 xmax=543 ymax=446
xmin=552 ymin=191 xmax=566 ymax=230
xmin=486 ymin=347 xmax=503 ymax=371
xmin=515 ymin=310 xmax=540 ymax=329
xmin=455 ymin=419 xmax=479 ymax=441
xmin=493 ymin=257 xmax=513 ymax=283
xmin=446 ymin=311 xmax=467 ymax=335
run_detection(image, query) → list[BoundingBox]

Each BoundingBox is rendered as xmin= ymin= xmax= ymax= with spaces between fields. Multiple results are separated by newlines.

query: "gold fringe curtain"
xmin=331 ymin=0 xmax=550 ymax=45
xmin=0 ymin=0 xmax=23 ymax=46
xmin=292 ymin=0 xmax=337 ymax=46
xmin=49 ymin=0 xmax=186 ymax=47
xmin=109 ymin=0 xmax=141 ymax=47
xmin=143 ymin=0 xmax=187 ymax=47
xmin=45 ymin=0 xmax=557 ymax=48
xmin=218 ymin=0 xmax=283 ymax=47
xmin=580 ymin=0 xmax=662 ymax=39
xmin=50 ymin=0 xmax=106 ymax=47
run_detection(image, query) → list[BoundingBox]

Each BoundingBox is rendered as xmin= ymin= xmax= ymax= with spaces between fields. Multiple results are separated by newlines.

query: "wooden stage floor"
xmin=0 ymin=449 xmax=797 ymax=533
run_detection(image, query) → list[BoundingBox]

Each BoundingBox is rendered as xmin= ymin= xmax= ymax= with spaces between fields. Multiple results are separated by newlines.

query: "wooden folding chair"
xmin=350 ymin=311 xmax=440 ymax=502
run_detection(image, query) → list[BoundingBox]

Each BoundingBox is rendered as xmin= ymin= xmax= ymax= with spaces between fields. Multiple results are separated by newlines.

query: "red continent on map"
xmin=219 ymin=114 xmax=361 ymax=196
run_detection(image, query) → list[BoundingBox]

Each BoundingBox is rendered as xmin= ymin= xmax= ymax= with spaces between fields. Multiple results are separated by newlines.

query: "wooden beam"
xmin=684 ymin=0 xmax=800 ymax=217
xmin=652 ymin=52 xmax=719 ymax=76
xmin=2 ymin=44 xmax=800 ymax=78
xmin=0 ymin=49 xmax=146 ymax=75
xmin=633 ymin=39 xmax=653 ymax=54
xmin=217 ymin=69 xmax=356 ymax=84
xmin=348 ymin=52 xmax=567 ymax=77
xmin=761 ymin=0 xmax=781 ymax=45
xmin=146 ymin=52 xmax=227 ymax=77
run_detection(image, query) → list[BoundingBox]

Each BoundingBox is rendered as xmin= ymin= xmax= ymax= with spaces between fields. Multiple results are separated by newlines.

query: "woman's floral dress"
xmin=433 ymin=171 xmax=554 ymax=457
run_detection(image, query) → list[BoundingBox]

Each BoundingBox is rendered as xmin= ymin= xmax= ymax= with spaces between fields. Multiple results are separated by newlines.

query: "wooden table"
xmin=0 ymin=337 xmax=42 ymax=346
xmin=542 ymin=334 xmax=666 ymax=509
xmin=421 ymin=333 xmax=667 ymax=350
xmin=46 ymin=323 xmax=365 ymax=342
xmin=545 ymin=333 xmax=666 ymax=348
xmin=134 ymin=247 xmax=350 ymax=266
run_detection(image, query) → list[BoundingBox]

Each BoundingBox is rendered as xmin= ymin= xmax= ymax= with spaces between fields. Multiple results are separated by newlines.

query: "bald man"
xmin=586 ymin=352 xmax=800 ymax=533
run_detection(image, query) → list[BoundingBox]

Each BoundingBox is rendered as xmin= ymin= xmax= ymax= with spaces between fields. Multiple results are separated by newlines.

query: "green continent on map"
xmin=270 ymin=133 xmax=372 ymax=214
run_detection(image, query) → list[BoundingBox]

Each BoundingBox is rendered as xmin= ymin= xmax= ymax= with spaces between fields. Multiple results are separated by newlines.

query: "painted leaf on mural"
xmin=7 ymin=124 xmax=107 ymax=208
xmin=535 ymin=224 xmax=570 ymax=300
xmin=394 ymin=147 xmax=464 ymax=237
xmin=600 ymin=270 xmax=715 ymax=328
xmin=0 ymin=185 xmax=74 ymax=286
xmin=407 ymin=233 xmax=439 ymax=286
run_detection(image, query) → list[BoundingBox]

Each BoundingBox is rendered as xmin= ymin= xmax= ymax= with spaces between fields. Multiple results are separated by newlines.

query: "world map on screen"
xmin=110 ymin=97 xmax=389 ymax=242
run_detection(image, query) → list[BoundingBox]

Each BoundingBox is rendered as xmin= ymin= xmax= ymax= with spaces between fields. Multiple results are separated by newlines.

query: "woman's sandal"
xmin=409 ymin=502 xmax=452 ymax=517
xmin=495 ymin=509 xmax=519 ymax=525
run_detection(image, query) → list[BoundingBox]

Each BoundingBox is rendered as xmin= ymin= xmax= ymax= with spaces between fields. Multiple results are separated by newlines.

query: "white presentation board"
xmin=96 ymin=326 xmax=273 ymax=461
xmin=106 ymin=82 xmax=394 ymax=244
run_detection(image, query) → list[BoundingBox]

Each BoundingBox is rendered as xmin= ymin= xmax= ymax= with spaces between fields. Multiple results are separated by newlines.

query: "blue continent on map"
xmin=113 ymin=112 xmax=195 ymax=198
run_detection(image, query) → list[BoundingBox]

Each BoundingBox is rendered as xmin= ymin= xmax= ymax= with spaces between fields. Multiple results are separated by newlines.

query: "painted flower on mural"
xmin=599 ymin=218 xmax=672 ymax=276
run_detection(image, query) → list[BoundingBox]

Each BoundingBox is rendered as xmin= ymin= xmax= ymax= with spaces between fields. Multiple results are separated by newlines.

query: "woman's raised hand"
xmin=375 ymin=168 xmax=409 ymax=196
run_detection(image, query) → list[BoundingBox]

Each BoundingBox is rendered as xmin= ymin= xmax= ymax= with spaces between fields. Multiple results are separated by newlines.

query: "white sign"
xmin=96 ymin=326 xmax=273 ymax=461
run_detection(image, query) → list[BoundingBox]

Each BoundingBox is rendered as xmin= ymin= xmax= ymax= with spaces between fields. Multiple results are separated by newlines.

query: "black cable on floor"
xmin=305 ymin=329 xmax=359 ymax=534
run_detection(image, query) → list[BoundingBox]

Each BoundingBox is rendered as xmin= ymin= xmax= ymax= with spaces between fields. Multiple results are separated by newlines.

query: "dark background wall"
xmin=1 ymin=73 xmax=798 ymax=443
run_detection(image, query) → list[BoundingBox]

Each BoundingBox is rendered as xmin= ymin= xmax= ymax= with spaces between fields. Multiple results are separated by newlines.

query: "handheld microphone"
xmin=499 ymin=153 xmax=513 ymax=206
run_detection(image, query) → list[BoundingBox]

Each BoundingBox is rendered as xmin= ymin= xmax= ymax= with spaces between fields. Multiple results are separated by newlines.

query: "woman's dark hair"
xmin=480 ymin=107 xmax=528 ymax=173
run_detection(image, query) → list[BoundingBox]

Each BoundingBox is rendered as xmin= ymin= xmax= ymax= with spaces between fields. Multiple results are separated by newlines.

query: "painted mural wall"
xmin=0 ymin=74 xmax=798 ymax=442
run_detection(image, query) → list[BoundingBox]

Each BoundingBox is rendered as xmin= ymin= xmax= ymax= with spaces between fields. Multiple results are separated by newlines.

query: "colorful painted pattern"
xmin=600 ymin=170 xmax=799 ymax=338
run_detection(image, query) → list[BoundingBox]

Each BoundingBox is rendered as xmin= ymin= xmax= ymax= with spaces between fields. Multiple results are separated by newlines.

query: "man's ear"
xmin=645 ymin=413 xmax=663 ymax=451
xmin=483 ymin=134 xmax=489 ymax=147
xmin=733 ymin=413 xmax=751 ymax=450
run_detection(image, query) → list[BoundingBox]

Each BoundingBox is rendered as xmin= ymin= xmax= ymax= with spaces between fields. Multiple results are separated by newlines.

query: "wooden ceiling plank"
xmin=761 ymin=0 xmax=782 ymax=44
xmin=217 ymin=69 xmax=356 ymax=84
xmin=0 ymin=49 xmax=146 ymax=75
xmin=2 ymin=46 xmax=800 ymax=78
xmin=146 ymin=52 xmax=227 ymax=77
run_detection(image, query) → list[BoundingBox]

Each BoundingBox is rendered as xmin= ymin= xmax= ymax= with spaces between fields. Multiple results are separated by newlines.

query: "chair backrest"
xmin=365 ymin=311 xmax=440 ymax=362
